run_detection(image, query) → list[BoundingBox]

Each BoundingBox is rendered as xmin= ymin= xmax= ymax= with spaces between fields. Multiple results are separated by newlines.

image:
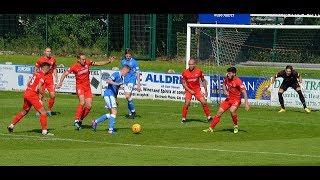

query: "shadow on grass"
xmin=93 ymin=127 xmax=131 ymax=133
xmin=182 ymin=118 xmax=209 ymax=124
xmin=50 ymin=111 xmax=61 ymax=116
xmin=120 ymin=113 xmax=142 ymax=119
xmin=217 ymin=128 xmax=248 ymax=133
xmin=26 ymin=128 xmax=55 ymax=133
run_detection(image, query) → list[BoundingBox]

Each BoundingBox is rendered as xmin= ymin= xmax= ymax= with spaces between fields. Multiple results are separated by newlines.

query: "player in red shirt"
xmin=34 ymin=47 xmax=58 ymax=116
xmin=203 ymin=66 xmax=250 ymax=134
xmin=58 ymin=53 xmax=116 ymax=130
xmin=7 ymin=62 xmax=54 ymax=136
xmin=181 ymin=58 xmax=212 ymax=123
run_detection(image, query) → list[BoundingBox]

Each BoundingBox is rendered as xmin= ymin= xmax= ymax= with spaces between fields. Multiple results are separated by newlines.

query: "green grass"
xmin=1 ymin=91 xmax=320 ymax=166
xmin=1 ymin=54 xmax=320 ymax=78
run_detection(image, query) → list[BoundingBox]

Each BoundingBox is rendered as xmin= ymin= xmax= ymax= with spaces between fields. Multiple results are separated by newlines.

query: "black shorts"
xmin=280 ymin=82 xmax=300 ymax=91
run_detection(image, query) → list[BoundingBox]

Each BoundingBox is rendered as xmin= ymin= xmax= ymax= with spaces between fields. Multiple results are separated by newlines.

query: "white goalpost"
xmin=186 ymin=23 xmax=320 ymax=69
xmin=186 ymin=22 xmax=320 ymax=108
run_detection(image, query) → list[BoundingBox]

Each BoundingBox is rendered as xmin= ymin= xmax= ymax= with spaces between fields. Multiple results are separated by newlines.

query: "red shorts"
xmin=76 ymin=86 xmax=92 ymax=99
xmin=185 ymin=88 xmax=204 ymax=100
xmin=220 ymin=98 xmax=241 ymax=111
xmin=42 ymin=80 xmax=55 ymax=93
xmin=23 ymin=93 xmax=44 ymax=111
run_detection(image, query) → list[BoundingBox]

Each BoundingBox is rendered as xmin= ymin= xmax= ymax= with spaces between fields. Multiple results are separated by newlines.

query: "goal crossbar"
xmin=186 ymin=23 xmax=320 ymax=68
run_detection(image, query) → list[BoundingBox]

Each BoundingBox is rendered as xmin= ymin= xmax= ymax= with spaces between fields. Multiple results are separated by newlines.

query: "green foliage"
xmin=48 ymin=14 xmax=106 ymax=54
xmin=0 ymin=37 xmax=4 ymax=49
xmin=3 ymin=35 xmax=45 ymax=53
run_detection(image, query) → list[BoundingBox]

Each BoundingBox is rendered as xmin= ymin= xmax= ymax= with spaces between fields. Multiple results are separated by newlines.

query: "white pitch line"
xmin=146 ymin=111 xmax=320 ymax=125
xmin=1 ymin=133 xmax=320 ymax=158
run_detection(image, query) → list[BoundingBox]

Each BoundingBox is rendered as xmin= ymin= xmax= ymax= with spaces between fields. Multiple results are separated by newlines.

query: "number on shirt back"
xmin=28 ymin=75 xmax=37 ymax=85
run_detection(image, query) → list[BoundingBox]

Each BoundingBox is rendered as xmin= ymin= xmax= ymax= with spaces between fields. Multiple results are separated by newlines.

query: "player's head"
xmin=188 ymin=58 xmax=196 ymax=70
xmin=125 ymin=48 xmax=133 ymax=55
xmin=227 ymin=66 xmax=237 ymax=79
xmin=121 ymin=64 xmax=131 ymax=76
xmin=44 ymin=47 xmax=51 ymax=58
xmin=125 ymin=49 xmax=133 ymax=61
xmin=77 ymin=53 xmax=86 ymax=66
xmin=285 ymin=65 xmax=293 ymax=76
xmin=40 ymin=62 xmax=51 ymax=74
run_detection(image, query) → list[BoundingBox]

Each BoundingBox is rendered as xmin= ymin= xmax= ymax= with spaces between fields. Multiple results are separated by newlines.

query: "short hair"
xmin=77 ymin=53 xmax=85 ymax=59
xmin=124 ymin=48 xmax=133 ymax=55
xmin=122 ymin=64 xmax=131 ymax=70
xmin=40 ymin=62 xmax=51 ymax=68
xmin=227 ymin=66 xmax=237 ymax=73
xmin=189 ymin=58 xmax=196 ymax=63
xmin=286 ymin=65 xmax=293 ymax=71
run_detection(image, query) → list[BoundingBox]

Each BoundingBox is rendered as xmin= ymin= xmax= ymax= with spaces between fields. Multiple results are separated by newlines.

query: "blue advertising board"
xmin=210 ymin=75 xmax=270 ymax=100
xmin=198 ymin=14 xmax=251 ymax=24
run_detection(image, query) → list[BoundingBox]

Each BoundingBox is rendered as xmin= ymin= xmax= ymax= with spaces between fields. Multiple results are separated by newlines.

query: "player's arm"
xmin=296 ymin=72 xmax=305 ymax=90
xmin=136 ymin=70 xmax=141 ymax=92
xmin=182 ymin=79 xmax=194 ymax=94
xmin=200 ymin=76 xmax=208 ymax=97
xmin=270 ymin=73 xmax=277 ymax=85
xmin=106 ymin=78 xmax=123 ymax=86
xmin=222 ymin=83 xmax=228 ymax=96
xmin=37 ymin=80 xmax=47 ymax=101
xmin=53 ymin=65 xmax=58 ymax=84
xmin=34 ymin=62 xmax=40 ymax=73
xmin=57 ymin=70 xmax=71 ymax=88
xmin=93 ymin=56 xmax=116 ymax=66
xmin=241 ymin=88 xmax=250 ymax=111
xmin=298 ymin=73 xmax=303 ymax=84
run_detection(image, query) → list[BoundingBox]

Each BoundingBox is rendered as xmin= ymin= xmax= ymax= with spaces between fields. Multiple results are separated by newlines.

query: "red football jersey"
xmin=181 ymin=68 xmax=204 ymax=90
xmin=67 ymin=60 xmax=93 ymax=87
xmin=35 ymin=56 xmax=57 ymax=81
xmin=224 ymin=76 xmax=245 ymax=99
xmin=25 ymin=71 xmax=45 ymax=95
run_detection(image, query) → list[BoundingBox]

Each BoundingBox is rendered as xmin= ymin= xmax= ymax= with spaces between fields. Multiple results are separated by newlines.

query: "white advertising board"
xmin=100 ymin=70 xmax=210 ymax=102
xmin=55 ymin=67 xmax=102 ymax=94
xmin=270 ymin=78 xmax=320 ymax=109
xmin=0 ymin=64 xmax=33 ymax=92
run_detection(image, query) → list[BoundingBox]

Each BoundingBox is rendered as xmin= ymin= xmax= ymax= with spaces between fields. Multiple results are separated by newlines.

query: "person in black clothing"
xmin=269 ymin=65 xmax=310 ymax=113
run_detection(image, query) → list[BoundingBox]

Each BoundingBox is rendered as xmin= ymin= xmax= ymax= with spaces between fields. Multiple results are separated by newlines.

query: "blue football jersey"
xmin=103 ymin=71 xmax=123 ymax=97
xmin=121 ymin=58 xmax=139 ymax=84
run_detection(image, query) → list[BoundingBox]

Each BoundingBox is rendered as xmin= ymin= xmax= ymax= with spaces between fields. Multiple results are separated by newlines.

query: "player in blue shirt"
xmin=91 ymin=65 xmax=131 ymax=134
xmin=121 ymin=49 xmax=141 ymax=119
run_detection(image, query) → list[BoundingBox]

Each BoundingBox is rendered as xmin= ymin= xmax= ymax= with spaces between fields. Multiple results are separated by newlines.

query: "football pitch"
xmin=0 ymin=91 xmax=320 ymax=166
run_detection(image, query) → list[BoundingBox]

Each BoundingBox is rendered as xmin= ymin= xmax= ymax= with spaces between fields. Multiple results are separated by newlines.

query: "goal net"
xmin=186 ymin=23 xmax=320 ymax=106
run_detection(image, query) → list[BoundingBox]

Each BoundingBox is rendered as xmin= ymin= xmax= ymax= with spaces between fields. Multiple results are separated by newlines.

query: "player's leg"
xmin=80 ymin=88 xmax=93 ymax=122
xmin=108 ymin=107 xmax=118 ymax=134
xmin=91 ymin=95 xmax=113 ymax=131
xmin=195 ymin=91 xmax=212 ymax=122
xmin=7 ymin=98 xmax=31 ymax=132
xmin=36 ymin=82 xmax=48 ymax=117
xmin=229 ymin=100 xmax=241 ymax=134
xmin=46 ymin=82 xmax=56 ymax=116
xmin=293 ymin=83 xmax=310 ymax=112
xmin=124 ymin=83 xmax=135 ymax=118
xmin=80 ymin=97 xmax=92 ymax=121
xmin=33 ymin=98 xmax=53 ymax=136
xmin=181 ymin=91 xmax=192 ymax=123
xmin=74 ymin=87 xmax=85 ymax=130
xmin=203 ymin=99 xmax=230 ymax=132
xmin=35 ymin=92 xmax=44 ymax=117
xmin=278 ymin=83 xmax=287 ymax=112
